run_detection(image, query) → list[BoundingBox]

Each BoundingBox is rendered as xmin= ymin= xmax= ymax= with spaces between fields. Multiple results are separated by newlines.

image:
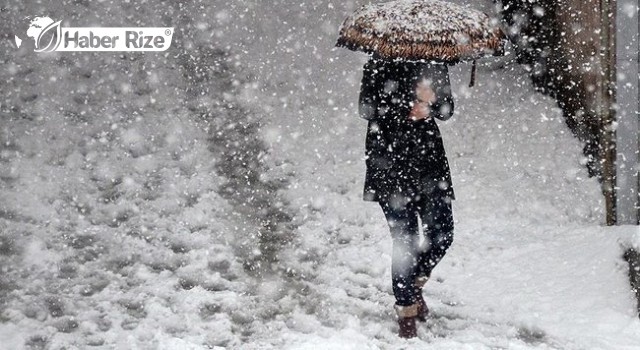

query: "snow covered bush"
xmin=0 ymin=1 xmax=297 ymax=347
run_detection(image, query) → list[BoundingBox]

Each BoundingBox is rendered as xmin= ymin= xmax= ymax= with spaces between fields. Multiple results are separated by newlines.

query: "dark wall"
xmin=624 ymin=249 xmax=640 ymax=318
xmin=496 ymin=0 xmax=605 ymax=180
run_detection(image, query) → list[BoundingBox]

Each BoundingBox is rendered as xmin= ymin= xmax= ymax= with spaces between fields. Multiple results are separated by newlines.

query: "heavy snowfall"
xmin=0 ymin=0 xmax=638 ymax=349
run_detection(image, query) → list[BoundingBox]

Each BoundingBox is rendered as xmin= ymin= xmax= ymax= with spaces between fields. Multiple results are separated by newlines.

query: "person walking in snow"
xmin=358 ymin=55 xmax=455 ymax=338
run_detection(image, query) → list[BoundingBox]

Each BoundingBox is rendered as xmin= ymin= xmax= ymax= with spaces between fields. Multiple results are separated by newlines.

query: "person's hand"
xmin=416 ymin=80 xmax=436 ymax=105
xmin=409 ymin=101 xmax=431 ymax=121
xmin=408 ymin=80 xmax=436 ymax=121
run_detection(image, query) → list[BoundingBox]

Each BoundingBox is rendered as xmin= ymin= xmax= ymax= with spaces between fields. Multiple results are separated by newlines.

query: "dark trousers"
xmin=379 ymin=195 xmax=454 ymax=306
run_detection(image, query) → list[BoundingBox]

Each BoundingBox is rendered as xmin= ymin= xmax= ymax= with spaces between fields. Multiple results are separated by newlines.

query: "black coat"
xmin=359 ymin=58 xmax=455 ymax=203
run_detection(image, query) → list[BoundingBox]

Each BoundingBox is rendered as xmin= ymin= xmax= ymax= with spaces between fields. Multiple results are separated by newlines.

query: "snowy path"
xmin=213 ymin=0 xmax=640 ymax=348
xmin=251 ymin=59 xmax=640 ymax=349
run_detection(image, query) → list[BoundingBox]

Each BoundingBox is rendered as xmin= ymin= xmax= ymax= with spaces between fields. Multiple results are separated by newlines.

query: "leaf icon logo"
xmin=34 ymin=20 xmax=62 ymax=52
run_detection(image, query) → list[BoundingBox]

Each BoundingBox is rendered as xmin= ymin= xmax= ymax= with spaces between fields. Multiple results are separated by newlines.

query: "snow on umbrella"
xmin=335 ymin=0 xmax=506 ymax=85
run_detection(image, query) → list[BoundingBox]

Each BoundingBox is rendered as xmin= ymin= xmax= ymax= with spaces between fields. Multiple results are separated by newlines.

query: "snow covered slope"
xmin=0 ymin=1 xmax=293 ymax=348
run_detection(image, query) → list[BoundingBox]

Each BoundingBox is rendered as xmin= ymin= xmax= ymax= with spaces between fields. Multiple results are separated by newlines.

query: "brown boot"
xmin=394 ymin=304 xmax=418 ymax=338
xmin=415 ymin=293 xmax=429 ymax=322
xmin=414 ymin=276 xmax=429 ymax=322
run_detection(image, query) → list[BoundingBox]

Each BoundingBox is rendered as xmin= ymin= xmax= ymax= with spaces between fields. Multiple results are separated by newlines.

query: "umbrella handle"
xmin=469 ymin=60 xmax=476 ymax=87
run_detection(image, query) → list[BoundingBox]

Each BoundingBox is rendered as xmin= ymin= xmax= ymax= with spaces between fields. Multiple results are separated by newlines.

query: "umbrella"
xmin=336 ymin=0 xmax=506 ymax=85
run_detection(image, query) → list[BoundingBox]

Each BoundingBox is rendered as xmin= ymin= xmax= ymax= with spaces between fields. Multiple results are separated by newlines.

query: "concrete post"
xmin=616 ymin=0 xmax=639 ymax=225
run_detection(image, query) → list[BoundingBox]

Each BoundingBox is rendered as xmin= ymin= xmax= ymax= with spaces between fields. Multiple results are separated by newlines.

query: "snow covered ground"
xmin=253 ymin=56 xmax=640 ymax=350
xmin=0 ymin=0 xmax=639 ymax=349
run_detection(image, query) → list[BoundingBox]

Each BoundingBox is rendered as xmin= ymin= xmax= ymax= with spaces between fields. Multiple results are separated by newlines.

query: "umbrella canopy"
xmin=336 ymin=0 xmax=506 ymax=62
